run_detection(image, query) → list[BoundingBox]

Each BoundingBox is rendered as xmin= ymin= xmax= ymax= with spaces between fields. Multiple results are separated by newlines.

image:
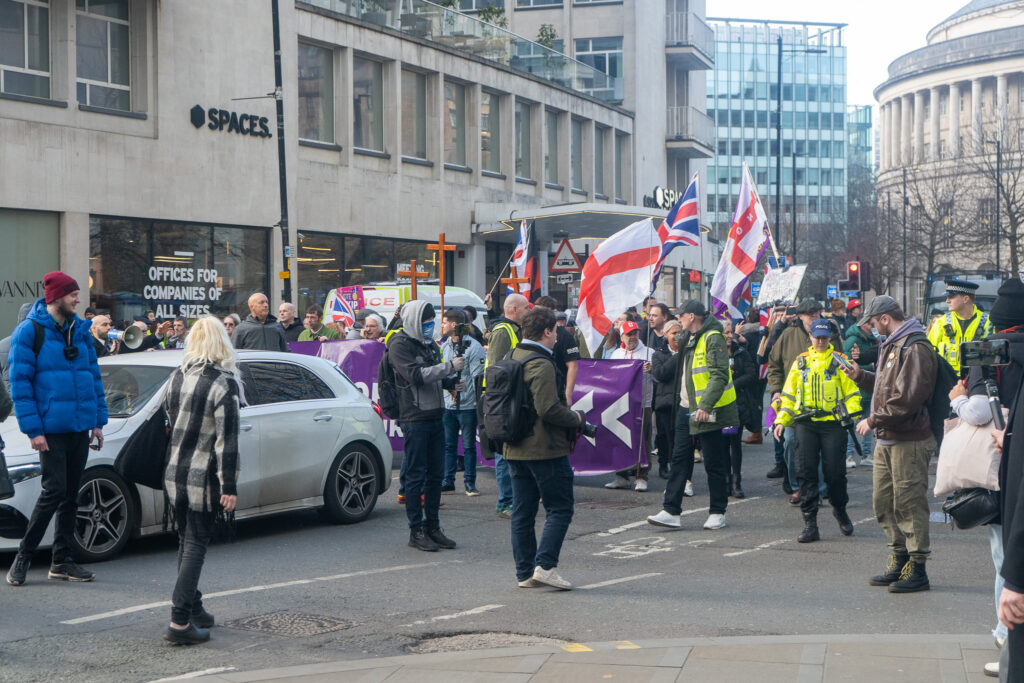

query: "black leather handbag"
xmin=0 ymin=450 xmax=14 ymax=501
xmin=942 ymin=487 xmax=1000 ymax=530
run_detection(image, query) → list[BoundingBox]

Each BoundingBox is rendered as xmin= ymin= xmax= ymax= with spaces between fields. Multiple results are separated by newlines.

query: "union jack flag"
xmin=651 ymin=173 xmax=701 ymax=291
xmin=326 ymin=289 xmax=356 ymax=327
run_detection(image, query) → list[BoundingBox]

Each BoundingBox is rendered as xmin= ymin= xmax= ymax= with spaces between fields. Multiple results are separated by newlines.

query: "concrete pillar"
xmin=60 ymin=212 xmax=90 ymax=300
xmin=930 ymin=86 xmax=941 ymax=160
xmin=879 ymin=102 xmax=888 ymax=169
xmin=950 ymin=82 xmax=961 ymax=157
xmin=972 ymin=77 xmax=983 ymax=153
xmin=914 ymin=90 xmax=925 ymax=164
xmin=891 ymin=98 xmax=901 ymax=167
xmin=997 ymin=73 xmax=1008 ymax=135
xmin=456 ymin=241 xmax=486 ymax=294
xmin=901 ymin=94 xmax=912 ymax=165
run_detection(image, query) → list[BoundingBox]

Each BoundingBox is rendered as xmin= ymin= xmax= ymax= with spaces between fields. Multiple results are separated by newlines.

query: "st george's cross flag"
xmin=507 ymin=220 xmax=540 ymax=299
xmin=576 ymin=218 xmax=662 ymax=356
xmin=651 ymin=172 xmax=701 ymax=292
xmin=710 ymin=163 xmax=770 ymax=320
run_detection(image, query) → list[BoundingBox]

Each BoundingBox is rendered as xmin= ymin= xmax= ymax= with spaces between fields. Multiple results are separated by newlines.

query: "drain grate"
xmin=409 ymin=632 xmax=569 ymax=654
xmin=225 ymin=611 xmax=352 ymax=637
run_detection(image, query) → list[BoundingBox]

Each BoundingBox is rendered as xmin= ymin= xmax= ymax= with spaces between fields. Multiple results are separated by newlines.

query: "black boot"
xmin=798 ymin=512 xmax=820 ymax=543
xmin=869 ymin=553 xmax=910 ymax=586
xmin=658 ymin=462 xmax=670 ymax=480
xmin=833 ymin=507 xmax=854 ymax=536
xmin=409 ymin=525 xmax=440 ymax=552
xmin=425 ymin=522 xmax=456 ymax=549
xmin=732 ymin=476 xmax=745 ymax=499
xmin=888 ymin=561 xmax=929 ymax=593
xmin=781 ymin=472 xmax=793 ymax=495
xmin=766 ymin=464 xmax=785 ymax=479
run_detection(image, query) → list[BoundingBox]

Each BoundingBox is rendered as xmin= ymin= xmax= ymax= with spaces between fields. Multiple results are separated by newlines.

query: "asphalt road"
xmin=0 ymin=440 xmax=997 ymax=682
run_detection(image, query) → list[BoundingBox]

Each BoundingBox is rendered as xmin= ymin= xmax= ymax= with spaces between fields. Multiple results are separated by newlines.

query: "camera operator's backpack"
xmin=482 ymin=351 xmax=552 ymax=448
xmin=901 ymin=333 xmax=957 ymax=446
xmin=377 ymin=342 xmax=401 ymax=419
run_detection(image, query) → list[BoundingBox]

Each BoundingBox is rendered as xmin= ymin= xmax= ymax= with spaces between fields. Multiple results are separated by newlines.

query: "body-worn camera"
xmin=960 ymin=339 xmax=1010 ymax=367
xmin=580 ymin=422 xmax=598 ymax=438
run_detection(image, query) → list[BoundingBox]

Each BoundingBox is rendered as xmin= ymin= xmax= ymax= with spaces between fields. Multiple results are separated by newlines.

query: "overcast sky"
xmin=706 ymin=0 xmax=969 ymax=106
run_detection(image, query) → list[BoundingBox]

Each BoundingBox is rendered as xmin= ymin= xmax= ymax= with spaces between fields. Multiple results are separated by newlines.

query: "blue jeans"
xmin=494 ymin=451 xmax=513 ymax=509
xmin=399 ymin=420 xmax=444 ymax=528
xmin=991 ymin=524 xmax=1009 ymax=641
xmin=443 ymin=409 xmax=477 ymax=489
xmin=508 ymin=457 xmax=575 ymax=582
xmin=845 ymin=429 xmax=875 ymax=464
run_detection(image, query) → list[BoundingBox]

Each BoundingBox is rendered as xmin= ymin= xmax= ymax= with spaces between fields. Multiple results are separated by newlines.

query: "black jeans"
xmin=697 ymin=430 xmax=730 ymax=515
xmin=654 ymin=406 xmax=674 ymax=469
xmin=508 ymin=457 xmax=574 ymax=582
xmin=727 ymin=432 xmax=743 ymax=486
xmin=663 ymin=408 xmax=695 ymax=515
xmin=400 ymin=419 xmax=444 ymax=528
xmin=20 ymin=431 xmax=90 ymax=562
xmin=794 ymin=421 xmax=849 ymax=515
xmin=171 ymin=508 xmax=214 ymax=626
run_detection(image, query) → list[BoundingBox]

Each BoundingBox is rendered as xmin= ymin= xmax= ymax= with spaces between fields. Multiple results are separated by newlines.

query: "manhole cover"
xmin=408 ymin=632 xmax=569 ymax=654
xmin=225 ymin=611 xmax=352 ymax=637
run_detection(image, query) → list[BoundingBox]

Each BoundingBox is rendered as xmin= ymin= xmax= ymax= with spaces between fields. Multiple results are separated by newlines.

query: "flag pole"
xmin=747 ymin=162 xmax=783 ymax=267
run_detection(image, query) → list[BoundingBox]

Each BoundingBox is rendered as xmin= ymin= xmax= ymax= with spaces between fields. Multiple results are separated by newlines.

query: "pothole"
xmin=408 ymin=632 xmax=570 ymax=654
xmin=225 ymin=611 xmax=353 ymax=637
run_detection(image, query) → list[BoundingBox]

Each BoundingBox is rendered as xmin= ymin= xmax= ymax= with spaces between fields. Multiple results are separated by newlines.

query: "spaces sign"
xmin=190 ymin=104 xmax=271 ymax=139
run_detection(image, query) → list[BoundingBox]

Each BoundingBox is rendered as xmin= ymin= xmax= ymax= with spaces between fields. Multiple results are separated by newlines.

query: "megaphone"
xmin=108 ymin=326 xmax=143 ymax=350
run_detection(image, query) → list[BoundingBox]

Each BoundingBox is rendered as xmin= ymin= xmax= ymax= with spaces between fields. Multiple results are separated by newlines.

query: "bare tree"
xmin=965 ymin=116 xmax=1024 ymax=276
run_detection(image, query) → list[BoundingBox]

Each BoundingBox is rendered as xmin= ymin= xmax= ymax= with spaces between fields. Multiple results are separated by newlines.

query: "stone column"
xmin=997 ymin=73 xmax=1008 ymax=136
xmin=950 ymin=82 xmax=961 ymax=158
xmin=972 ymin=77 xmax=983 ymax=153
xmin=930 ymin=86 xmax=941 ymax=160
xmin=914 ymin=90 xmax=926 ymax=163
xmin=879 ymin=102 xmax=888 ymax=169
xmin=901 ymin=93 xmax=912 ymax=165
xmin=891 ymin=97 xmax=902 ymax=167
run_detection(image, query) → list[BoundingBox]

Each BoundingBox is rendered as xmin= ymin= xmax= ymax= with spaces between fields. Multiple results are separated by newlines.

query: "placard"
xmin=754 ymin=264 xmax=806 ymax=307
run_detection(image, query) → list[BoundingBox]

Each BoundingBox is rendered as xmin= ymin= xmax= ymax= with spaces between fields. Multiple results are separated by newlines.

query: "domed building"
xmin=874 ymin=0 xmax=1024 ymax=312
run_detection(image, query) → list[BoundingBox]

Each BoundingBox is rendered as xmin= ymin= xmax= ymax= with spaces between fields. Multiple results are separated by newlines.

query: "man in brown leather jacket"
xmin=843 ymin=296 xmax=937 ymax=594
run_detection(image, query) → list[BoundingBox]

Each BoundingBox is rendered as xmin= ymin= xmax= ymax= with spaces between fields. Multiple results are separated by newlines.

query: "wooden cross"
xmin=398 ymin=259 xmax=430 ymax=300
xmin=427 ymin=232 xmax=457 ymax=313
xmin=500 ymin=266 xmax=530 ymax=295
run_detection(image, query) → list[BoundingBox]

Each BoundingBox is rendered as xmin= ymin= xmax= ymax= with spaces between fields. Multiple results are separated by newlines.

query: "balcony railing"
xmin=665 ymin=12 xmax=714 ymax=60
xmin=667 ymin=106 xmax=714 ymax=148
xmin=301 ymin=0 xmax=623 ymax=104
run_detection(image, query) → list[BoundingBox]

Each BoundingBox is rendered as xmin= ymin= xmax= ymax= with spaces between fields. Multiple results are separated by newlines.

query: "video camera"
xmin=960 ymin=339 xmax=1011 ymax=430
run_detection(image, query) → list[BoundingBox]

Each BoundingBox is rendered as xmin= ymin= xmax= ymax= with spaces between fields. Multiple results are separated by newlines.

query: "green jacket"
xmin=297 ymin=325 xmax=340 ymax=342
xmin=502 ymin=342 xmax=581 ymax=461
xmin=678 ymin=317 xmax=739 ymax=434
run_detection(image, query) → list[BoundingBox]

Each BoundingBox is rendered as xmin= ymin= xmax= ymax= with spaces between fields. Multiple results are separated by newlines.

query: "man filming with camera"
xmin=504 ymin=307 xmax=587 ymax=590
xmin=440 ymin=309 xmax=485 ymax=496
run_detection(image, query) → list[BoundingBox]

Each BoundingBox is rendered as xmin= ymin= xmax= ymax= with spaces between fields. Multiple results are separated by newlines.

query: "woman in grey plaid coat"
xmin=162 ymin=316 xmax=240 ymax=645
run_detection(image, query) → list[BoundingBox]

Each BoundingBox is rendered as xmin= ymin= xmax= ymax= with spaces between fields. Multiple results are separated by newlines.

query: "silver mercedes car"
xmin=0 ymin=350 xmax=393 ymax=562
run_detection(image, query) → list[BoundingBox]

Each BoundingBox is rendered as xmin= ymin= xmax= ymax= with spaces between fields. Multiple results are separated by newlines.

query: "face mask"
xmin=421 ymin=321 xmax=435 ymax=339
xmin=871 ymin=328 xmax=881 ymax=339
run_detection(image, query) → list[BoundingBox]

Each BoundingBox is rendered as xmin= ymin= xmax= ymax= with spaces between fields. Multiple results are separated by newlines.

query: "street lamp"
xmin=985 ymin=138 xmax=1001 ymax=275
xmin=791 ymin=151 xmax=803 ymax=261
xmin=901 ymin=167 xmax=920 ymax=311
xmin=774 ymin=35 xmax=826 ymax=252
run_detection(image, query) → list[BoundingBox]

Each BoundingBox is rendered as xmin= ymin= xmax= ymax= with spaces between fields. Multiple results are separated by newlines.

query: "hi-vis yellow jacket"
xmin=776 ymin=345 xmax=862 ymax=427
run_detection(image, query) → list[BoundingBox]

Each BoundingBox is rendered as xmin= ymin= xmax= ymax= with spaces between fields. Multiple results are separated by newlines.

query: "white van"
xmin=324 ymin=284 xmax=489 ymax=330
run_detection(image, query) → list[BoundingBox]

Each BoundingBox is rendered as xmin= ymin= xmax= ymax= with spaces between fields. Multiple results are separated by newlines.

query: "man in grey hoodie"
xmin=388 ymin=300 xmax=465 ymax=552
xmin=1 ymin=303 xmax=33 ymax=392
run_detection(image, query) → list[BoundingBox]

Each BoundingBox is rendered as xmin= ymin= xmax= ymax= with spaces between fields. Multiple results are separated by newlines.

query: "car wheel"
xmin=323 ymin=444 xmax=379 ymax=524
xmin=72 ymin=468 xmax=137 ymax=562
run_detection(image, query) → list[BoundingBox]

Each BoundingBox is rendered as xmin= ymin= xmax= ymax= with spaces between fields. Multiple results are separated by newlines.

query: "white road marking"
xmin=61 ymin=562 xmax=443 ymax=625
xmin=403 ymin=603 xmax=504 ymax=626
xmin=149 ymin=668 xmax=237 ymax=682
xmin=853 ymin=516 xmax=875 ymax=525
xmin=597 ymin=496 xmax=763 ymax=536
xmin=578 ymin=572 xmax=663 ymax=590
xmin=594 ymin=536 xmax=674 ymax=559
xmin=724 ymin=539 xmax=790 ymax=557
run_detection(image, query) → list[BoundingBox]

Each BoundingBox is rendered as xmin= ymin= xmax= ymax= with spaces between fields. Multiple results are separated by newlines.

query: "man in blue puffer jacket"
xmin=5 ymin=272 xmax=107 ymax=587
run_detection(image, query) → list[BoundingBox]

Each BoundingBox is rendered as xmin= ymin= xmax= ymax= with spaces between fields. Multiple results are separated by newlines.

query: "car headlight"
xmin=8 ymin=463 xmax=42 ymax=484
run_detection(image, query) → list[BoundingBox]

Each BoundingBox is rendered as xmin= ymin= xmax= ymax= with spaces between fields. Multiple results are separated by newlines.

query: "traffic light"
xmin=860 ymin=261 xmax=872 ymax=291
xmin=846 ymin=261 xmax=861 ymax=291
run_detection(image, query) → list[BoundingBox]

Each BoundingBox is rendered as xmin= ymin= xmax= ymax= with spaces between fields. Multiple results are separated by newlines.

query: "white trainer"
xmin=703 ymin=513 xmax=727 ymax=530
xmin=517 ymin=577 xmax=540 ymax=588
xmin=604 ymin=476 xmax=632 ymax=489
xmin=846 ymin=457 xmax=857 ymax=469
xmin=647 ymin=510 xmax=681 ymax=528
xmin=984 ymin=661 xmax=999 ymax=677
xmin=861 ymin=457 xmax=874 ymax=467
xmin=533 ymin=566 xmax=572 ymax=590
xmin=684 ymin=480 xmax=694 ymax=497
xmin=635 ymin=479 xmax=648 ymax=492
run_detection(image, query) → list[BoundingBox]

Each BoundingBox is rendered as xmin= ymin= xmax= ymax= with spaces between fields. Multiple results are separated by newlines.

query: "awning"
xmin=475 ymin=202 xmax=668 ymax=244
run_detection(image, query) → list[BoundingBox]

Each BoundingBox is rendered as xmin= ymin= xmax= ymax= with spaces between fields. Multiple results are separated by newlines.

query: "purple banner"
xmin=290 ymin=341 xmax=646 ymax=476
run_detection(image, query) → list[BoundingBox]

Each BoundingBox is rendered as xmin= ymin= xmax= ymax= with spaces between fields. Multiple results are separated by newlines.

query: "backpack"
xmin=377 ymin=344 xmax=400 ymax=420
xmin=114 ymin=406 xmax=170 ymax=490
xmin=481 ymin=351 xmax=552 ymax=449
xmin=901 ymin=333 xmax=958 ymax=446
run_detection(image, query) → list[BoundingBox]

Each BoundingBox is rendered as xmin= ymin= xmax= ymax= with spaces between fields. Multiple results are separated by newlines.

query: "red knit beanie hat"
xmin=44 ymin=271 xmax=79 ymax=304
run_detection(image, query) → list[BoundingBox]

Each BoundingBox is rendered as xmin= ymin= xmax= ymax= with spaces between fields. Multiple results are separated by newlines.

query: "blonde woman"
xmin=163 ymin=316 xmax=240 ymax=645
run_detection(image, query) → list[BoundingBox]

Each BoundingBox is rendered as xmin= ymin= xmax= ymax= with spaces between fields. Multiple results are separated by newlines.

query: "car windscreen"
xmin=100 ymin=365 xmax=174 ymax=418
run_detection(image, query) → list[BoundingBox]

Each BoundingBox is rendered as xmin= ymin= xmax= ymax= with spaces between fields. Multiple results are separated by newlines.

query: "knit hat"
xmin=990 ymin=278 xmax=1024 ymax=329
xmin=43 ymin=271 xmax=79 ymax=304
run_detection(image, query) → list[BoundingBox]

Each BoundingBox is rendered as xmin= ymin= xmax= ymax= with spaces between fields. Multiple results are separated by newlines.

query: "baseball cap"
xmin=846 ymin=298 xmax=862 ymax=312
xmin=678 ymin=300 xmax=708 ymax=317
xmin=795 ymin=299 xmax=822 ymax=315
xmin=857 ymin=295 xmax=901 ymax=326
xmin=621 ymin=320 xmax=640 ymax=334
xmin=809 ymin=318 xmax=832 ymax=338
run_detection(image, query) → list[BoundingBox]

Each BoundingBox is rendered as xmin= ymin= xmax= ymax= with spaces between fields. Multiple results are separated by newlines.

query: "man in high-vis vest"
xmin=647 ymin=300 xmax=738 ymax=531
xmin=927 ymin=279 xmax=992 ymax=374
xmin=485 ymin=293 xmax=529 ymax=518
xmin=773 ymin=319 xmax=861 ymax=543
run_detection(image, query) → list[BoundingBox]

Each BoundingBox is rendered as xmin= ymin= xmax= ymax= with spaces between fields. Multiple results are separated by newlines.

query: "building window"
xmin=76 ymin=0 xmax=130 ymax=110
xmin=570 ymin=118 xmax=583 ymax=191
xmin=401 ymin=69 xmax=426 ymax=159
xmin=297 ymin=42 xmax=333 ymax=143
xmin=574 ymin=37 xmax=622 ymax=100
xmin=444 ymin=80 xmax=466 ymax=166
xmin=545 ymin=109 xmax=559 ymax=184
xmin=481 ymin=90 xmax=500 ymax=172
xmin=459 ymin=0 xmax=502 ymax=8
xmin=515 ymin=100 xmax=531 ymax=178
xmin=0 ymin=0 xmax=49 ymax=99
xmin=353 ymin=56 xmax=383 ymax=152
xmin=594 ymin=126 xmax=605 ymax=195
xmin=515 ymin=0 xmax=561 ymax=6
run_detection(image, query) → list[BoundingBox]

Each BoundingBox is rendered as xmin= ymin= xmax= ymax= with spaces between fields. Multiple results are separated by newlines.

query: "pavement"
xmin=196 ymin=633 xmax=1000 ymax=682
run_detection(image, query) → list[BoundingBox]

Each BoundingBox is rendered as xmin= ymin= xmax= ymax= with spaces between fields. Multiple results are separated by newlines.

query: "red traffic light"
xmin=849 ymin=263 xmax=859 ymax=272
